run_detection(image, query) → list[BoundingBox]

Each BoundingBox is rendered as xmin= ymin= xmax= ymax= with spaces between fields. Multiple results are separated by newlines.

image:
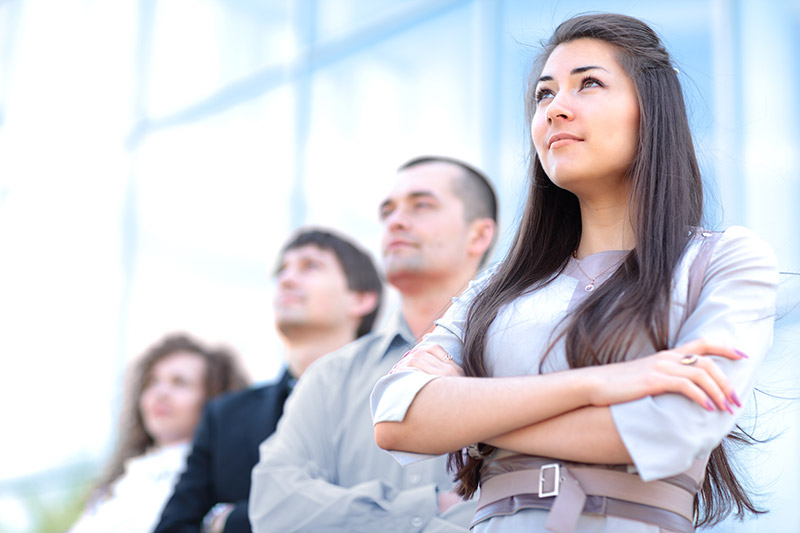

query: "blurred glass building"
xmin=0 ymin=0 xmax=797 ymax=531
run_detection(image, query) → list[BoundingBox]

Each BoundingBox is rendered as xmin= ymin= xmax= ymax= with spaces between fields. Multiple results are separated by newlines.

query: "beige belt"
xmin=474 ymin=456 xmax=699 ymax=532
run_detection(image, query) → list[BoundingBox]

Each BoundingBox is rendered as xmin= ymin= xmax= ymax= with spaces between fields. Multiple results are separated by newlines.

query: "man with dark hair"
xmin=249 ymin=157 xmax=498 ymax=531
xmin=279 ymin=229 xmax=383 ymax=339
xmin=397 ymin=155 xmax=498 ymax=267
xmin=155 ymin=229 xmax=381 ymax=533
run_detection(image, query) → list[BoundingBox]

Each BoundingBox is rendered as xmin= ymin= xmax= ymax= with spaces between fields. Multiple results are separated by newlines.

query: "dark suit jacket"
xmin=155 ymin=370 xmax=293 ymax=533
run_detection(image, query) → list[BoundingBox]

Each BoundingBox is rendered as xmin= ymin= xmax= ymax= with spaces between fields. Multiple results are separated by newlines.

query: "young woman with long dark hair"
xmin=372 ymin=13 xmax=778 ymax=532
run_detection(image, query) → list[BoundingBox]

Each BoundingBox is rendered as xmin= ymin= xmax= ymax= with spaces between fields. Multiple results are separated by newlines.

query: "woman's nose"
xmin=546 ymin=92 xmax=574 ymax=123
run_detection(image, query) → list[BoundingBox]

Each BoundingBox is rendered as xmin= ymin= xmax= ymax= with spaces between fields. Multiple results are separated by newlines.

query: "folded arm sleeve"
xmin=611 ymin=226 xmax=779 ymax=481
xmin=370 ymin=265 xmax=498 ymax=426
xmin=249 ymin=361 xmax=443 ymax=532
xmin=370 ymin=267 xmax=498 ymax=466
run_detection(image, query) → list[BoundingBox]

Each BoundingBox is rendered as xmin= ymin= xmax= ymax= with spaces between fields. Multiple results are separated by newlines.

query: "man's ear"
xmin=467 ymin=218 xmax=496 ymax=258
xmin=348 ymin=290 xmax=380 ymax=319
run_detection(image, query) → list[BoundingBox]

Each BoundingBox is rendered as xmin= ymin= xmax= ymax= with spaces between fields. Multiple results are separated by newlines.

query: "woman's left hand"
xmin=585 ymin=338 xmax=745 ymax=413
xmin=389 ymin=344 xmax=464 ymax=377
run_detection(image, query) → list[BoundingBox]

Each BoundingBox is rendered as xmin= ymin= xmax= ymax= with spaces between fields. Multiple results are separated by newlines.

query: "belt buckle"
xmin=538 ymin=463 xmax=560 ymax=498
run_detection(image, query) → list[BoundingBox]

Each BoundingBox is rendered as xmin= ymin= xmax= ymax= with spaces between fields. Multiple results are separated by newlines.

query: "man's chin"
xmin=384 ymin=254 xmax=424 ymax=270
xmin=275 ymin=317 xmax=309 ymax=334
xmin=384 ymin=261 xmax=426 ymax=285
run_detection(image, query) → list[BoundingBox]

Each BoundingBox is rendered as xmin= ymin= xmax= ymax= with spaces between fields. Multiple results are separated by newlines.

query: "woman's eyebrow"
xmin=571 ymin=65 xmax=607 ymax=75
xmin=537 ymin=65 xmax=609 ymax=84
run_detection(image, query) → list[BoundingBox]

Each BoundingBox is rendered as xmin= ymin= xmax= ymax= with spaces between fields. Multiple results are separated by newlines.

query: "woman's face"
xmin=531 ymin=38 xmax=640 ymax=200
xmin=139 ymin=351 xmax=207 ymax=447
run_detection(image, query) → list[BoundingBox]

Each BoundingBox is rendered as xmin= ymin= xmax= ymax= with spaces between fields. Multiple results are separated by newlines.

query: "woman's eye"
xmin=172 ymin=377 xmax=191 ymax=387
xmin=581 ymin=77 xmax=603 ymax=89
xmin=535 ymin=88 xmax=554 ymax=103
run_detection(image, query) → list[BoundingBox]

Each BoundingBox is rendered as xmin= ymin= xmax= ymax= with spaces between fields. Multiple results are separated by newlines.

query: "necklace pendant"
xmin=584 ymin=283 xmax=595 ymax=292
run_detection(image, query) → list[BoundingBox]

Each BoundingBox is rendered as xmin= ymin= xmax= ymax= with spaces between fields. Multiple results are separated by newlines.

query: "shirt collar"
xmin=375 ymin=308 xmax=416 ymax=360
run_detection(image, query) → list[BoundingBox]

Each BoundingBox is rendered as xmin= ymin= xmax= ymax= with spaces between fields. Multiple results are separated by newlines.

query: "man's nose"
xmin=384 ymin=207 xmax=410 ymax=231
xmin=277 ymin=266 xmax=299 ymax=287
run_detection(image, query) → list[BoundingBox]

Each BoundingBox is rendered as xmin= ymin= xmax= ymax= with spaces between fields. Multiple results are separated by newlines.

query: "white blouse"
xmin=69 ymin=443 xmax=190 ymax=533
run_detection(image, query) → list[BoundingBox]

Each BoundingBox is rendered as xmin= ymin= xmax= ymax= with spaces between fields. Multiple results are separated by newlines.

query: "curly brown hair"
xmin=92 ymin=333 xmax=250 ymax=500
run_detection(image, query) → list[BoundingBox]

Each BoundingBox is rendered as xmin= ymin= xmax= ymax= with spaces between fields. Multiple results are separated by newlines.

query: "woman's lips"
xmin=548 ymin=133 xmax=582 ymax=149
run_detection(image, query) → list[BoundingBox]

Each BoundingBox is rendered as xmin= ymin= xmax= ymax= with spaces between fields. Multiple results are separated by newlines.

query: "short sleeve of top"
xmin=611 ymin=226 xmax=779 ymax=481
xmin=369 ymin=264 xmax=499 ymax=460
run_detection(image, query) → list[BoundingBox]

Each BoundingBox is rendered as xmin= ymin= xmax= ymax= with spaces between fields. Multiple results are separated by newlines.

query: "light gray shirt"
xmin=371 ymin=226 xmax=778 ymax=531
xmin=249 ymin=312 xmax=475 ymax=533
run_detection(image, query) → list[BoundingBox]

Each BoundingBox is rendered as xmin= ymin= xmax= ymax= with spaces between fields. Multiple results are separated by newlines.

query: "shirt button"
xmin=409 ymin=474 xmax=421 ymax=484
xmin=411 ymin=516 xmax=423 ymax=528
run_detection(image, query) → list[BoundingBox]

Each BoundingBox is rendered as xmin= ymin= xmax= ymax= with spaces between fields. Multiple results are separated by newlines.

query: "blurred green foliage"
xmin=0 ymin=461 xmax=96 ymax=533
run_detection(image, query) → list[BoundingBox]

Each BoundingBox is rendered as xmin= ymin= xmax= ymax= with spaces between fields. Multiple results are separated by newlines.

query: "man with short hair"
xmin=249 ymin=157 xmax=498 ymax=531
xmin=155 ymin=229 xmax=382 ymax=533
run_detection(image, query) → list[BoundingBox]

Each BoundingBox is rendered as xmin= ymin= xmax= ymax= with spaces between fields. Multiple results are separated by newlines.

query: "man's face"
xmin=379 ymin=162 xmax=473 ymax=284
xmin=273 ymin=244 xmax=354 ymax=335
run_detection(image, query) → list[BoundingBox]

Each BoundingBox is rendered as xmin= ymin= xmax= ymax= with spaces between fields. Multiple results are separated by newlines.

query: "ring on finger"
xmin=680 ymin=354 xmax=699 ymax=366
xmin=441 ymin=353 xmax=453 ymax=362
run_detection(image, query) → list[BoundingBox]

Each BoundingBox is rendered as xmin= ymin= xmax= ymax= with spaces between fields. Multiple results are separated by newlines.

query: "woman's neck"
xmin=575 ymin=198 xmax=635 ymax=258
xmin=153 ymin=439 xmax=191 ymax=450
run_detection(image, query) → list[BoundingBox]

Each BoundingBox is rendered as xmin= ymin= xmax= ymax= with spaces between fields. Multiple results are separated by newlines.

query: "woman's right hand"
xmin=586 ymin=338 xmax=746 ymax=413
xmin=389 ymin=344 xmax=464 ymax=377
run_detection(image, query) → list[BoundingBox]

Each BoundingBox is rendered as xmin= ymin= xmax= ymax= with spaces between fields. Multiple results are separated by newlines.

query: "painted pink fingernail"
xmin=731 ymin=391 xmax=742 ymax=408
xmin=724 ymin=401 xmax=735 ymax=415
xmin=705 ymin=400 xmax=715 ymax=412
xmin=734 ymin=349 xmax=749 ymax=359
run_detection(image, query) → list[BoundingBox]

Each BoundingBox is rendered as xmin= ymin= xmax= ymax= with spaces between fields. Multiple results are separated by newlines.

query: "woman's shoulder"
xmin=474 ymin=261 xmax=503 ymax=284
xmin=710 ymin=226 xmax=777 ymax=267
xmin=456 ymin=261 xmax=502 ymax=301
xmin=686 ymin=226 xmax=779 ymax=283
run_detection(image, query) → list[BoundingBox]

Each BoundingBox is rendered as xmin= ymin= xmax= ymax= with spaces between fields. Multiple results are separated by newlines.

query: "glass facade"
xmin=0 ymin=0 xmax=797 ymax=530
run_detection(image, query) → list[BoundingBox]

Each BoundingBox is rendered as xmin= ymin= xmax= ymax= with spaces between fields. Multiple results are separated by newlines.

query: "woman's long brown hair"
xmin=448 ymin=13 xmax=764 ymax=527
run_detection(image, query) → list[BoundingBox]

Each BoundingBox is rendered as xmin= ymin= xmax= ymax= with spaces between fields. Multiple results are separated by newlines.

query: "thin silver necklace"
xmin=572 ymin=251 xmax=626 ymax=292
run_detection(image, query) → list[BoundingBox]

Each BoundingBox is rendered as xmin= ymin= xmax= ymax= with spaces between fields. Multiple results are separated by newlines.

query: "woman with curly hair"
xmin=70 ymin=333 xmax=249 ymax=533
